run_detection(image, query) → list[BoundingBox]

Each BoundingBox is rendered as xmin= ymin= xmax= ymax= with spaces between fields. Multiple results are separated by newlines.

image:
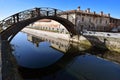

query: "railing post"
xmin=47 ymin=11 xmax=49 ymax=16
xmin=66 ymin=13 xmax=69 ymax=20
xmin=35 ymin=8 xmax=40 ymax=16
xmin=39 ymin=8 xmax=41 ymax=16
xmin=54 ymin=9 xmax=57 ymax=16
xmin=0 ymin=22 xmax=3 ymax=32
xmin=13 ymin=15 xmax=16 ymax=23
xmin=16 ymin=13 xmax=19 ymax=22
xmin=31 ymin=11 xmax=34 ymax=18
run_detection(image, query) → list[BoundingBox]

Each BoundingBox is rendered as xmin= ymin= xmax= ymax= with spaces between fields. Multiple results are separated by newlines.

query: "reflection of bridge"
xmin=26 ymin=32 xmax=120 ymax=64
xmin=1 ymin=32 xmax=120 ymax=80
xmin=17 ymin=32 xmax=120 ymax=80
xmin=0 ymin=7 xmax=77 ymax=41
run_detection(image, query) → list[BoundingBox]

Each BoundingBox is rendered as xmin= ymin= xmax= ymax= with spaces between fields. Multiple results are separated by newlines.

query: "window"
xmin=52 ymin=28 xmax=54 ymax=30
xmin=100 ymin=18 xmax=102 ymax=24
xmin=82 ymin=17 xmax=84 ymax=22
xmin=96 ymin=19 xmax=97 ymax=23
xmin=106 ymin=20 xmax=107 ymax=24
xmin=89 ymin=25 xmax=90 ymax=30
xmin=89 ymin=18 xmax=91 ymax=22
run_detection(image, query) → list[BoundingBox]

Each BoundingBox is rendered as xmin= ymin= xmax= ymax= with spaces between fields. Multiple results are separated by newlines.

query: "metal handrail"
xmin=0 ymin=7 xmax=74 ymax=32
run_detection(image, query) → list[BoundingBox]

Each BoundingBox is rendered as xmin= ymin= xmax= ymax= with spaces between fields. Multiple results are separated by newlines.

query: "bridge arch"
xmin=0 ymin=7 xmax=77 ymax=41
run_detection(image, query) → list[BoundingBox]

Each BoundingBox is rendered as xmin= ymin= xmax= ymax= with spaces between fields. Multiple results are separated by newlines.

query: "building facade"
xmin=28 ymin=19 xmax=69 ymax=34
xmin=28 ymin=6 xmax=120 ymax=33
xmin=60 ymin=6 xmax=120 ymax=32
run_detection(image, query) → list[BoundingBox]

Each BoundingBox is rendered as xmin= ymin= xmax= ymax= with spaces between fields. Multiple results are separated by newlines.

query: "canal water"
xmin=10 ymin=32 xmax=120 ymax=80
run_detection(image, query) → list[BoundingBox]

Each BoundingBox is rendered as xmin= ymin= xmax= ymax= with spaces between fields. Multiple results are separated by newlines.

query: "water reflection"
xmin=11 ymin=32 xmax=65 ymax=69
xmin=10 ymin=32 xmax=120 ymax=80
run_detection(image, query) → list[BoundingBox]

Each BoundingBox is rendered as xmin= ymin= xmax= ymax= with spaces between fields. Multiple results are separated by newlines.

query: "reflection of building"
xmin=27 ymin=34 xmax=43 ymax=47
xmin=26 ymin=32 xmax=120 ymax=64
xmin=28 ymin=19 xmax=69 ymax=34
xmin=27 ymin=34 xmax=70 ymax=53
xmin=50 ymin=42 xmax=69 ymax=53
xmin=26 ymin=32 xmax=89 ymax=53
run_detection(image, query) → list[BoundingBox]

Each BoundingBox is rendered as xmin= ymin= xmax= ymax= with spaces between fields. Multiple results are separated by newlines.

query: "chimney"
xmin=108 ymin=13 xmax=110 ymax=17
xmin=87 ymin=8 xmax=90 ymax=13
xmin=77 ymin=6 xmax=80 ymax=11
xmin=100 ymin=11 xmax=103 ymax=16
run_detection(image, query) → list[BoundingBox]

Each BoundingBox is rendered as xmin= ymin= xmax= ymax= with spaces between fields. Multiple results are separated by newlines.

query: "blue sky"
xmin=0 ymin=0 xmax=120 ymax=20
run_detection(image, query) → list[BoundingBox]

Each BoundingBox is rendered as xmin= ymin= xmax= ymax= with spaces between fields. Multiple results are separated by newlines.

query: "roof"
xmin=37 ymin=19 xmax=51 ymax=22
xmin=59 ymin=9 xmax=110 ymax=18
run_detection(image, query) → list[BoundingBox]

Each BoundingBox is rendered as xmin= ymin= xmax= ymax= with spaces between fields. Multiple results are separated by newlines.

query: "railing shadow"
xmin=82 ymin=34 xmax=109 ymax=50
xmin=17 ymin=41 xmax=120 ymax=79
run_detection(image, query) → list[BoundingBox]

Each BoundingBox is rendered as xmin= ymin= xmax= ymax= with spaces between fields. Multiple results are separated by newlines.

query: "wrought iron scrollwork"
xmin=0 ymin=7 xmax=74 ymax=32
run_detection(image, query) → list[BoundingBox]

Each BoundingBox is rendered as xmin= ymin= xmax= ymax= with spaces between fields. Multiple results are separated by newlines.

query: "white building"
xmin=60 ymin=6 xmax=111 ymax=32
xmin=28 ymin=19 xmax=69 ymax=34
xmin=28 ymin=6 xmax=120 ymax=33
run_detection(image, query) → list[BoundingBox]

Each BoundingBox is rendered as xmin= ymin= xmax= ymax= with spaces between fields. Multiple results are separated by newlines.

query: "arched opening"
xmin=0 ymin=16 xmax=77 ymax=41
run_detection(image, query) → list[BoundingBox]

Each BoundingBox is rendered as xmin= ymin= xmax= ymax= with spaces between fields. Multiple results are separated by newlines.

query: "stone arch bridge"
xmin=0 ymin=7 xmax=78 ymax=41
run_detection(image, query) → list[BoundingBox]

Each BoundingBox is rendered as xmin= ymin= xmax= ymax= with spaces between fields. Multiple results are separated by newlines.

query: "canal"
xmin=9 ymin=31 xmax=120 ymax=80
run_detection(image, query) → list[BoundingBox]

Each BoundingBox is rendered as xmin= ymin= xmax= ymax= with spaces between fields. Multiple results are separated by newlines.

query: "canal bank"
xmin=22 ymin=28 xmax=120 ymax=52
xmin=83 ymin=31 xmax=120 ymax=52
xmin=22 ymin=28 xmax=91 ymax=47
xmin=1 ymin=41 xmax=23 ymax=80
xmin=0 ymin=42 xmax=2 ymax=80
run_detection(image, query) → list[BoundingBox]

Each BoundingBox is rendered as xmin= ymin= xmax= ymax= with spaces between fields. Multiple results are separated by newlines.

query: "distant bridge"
xmin=0 ymin=7 xmax=77 ymax=41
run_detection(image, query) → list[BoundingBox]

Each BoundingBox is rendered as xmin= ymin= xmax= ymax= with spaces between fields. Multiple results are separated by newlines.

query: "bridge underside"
xmin=0 ymin=16 xmax=77 ymax=41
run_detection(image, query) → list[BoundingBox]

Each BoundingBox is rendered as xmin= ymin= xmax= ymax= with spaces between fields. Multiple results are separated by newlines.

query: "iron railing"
xmin=0 ymin=7 xmax=74 ymax=32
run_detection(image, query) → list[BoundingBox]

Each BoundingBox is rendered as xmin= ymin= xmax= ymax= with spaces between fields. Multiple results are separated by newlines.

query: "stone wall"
xmin=80 ymin=35 xmax=120 ymax=52
xmin=1 ymin=41 xmax=23 ymax=80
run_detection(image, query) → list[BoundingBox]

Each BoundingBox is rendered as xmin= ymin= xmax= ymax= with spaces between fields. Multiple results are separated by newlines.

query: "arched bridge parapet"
xmin=0 ymin=7 xmax=78 ymax=40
